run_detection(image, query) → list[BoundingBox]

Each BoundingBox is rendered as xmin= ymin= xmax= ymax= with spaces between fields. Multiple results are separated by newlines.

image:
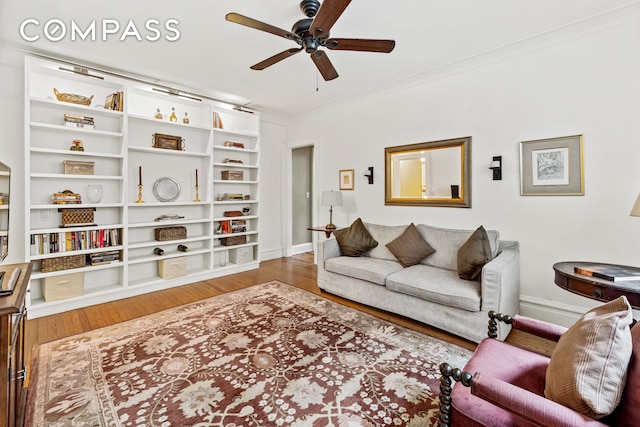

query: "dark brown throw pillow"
xmin=386 ymin=223 xmax=435 ymax=267
xmin=457 ymin=225 xmax=493 ymax=280
xmin=333 ymin=218 xmax=378 ymax=257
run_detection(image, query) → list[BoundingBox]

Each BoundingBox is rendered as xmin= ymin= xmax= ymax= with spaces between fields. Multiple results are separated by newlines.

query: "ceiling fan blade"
xmin=226 ymin=13 xmax=299 ymax=41
xmin=311 ymin=50 xmax=339 ymax=81
xmin=250 ymin=48 xmax=303 ymax=70
xmin=325 ymin=38 xmax=395 ymax=53
xmin=310 ymin=0 xmax=352 ymax=37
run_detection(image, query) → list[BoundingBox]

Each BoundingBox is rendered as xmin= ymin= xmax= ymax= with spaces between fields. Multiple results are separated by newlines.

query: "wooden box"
xmin=152 ymin=133 xmax=184 ymax=150
xmin=63 ymin=160 xmax=95 ymax=175
xmin=44 ymin=272 xmax=84 ymax=302
xmin=158 ymin=256 xmax=187 ymax=279
xmin=221 ymin=235 xmax=246 ymax=246
xmin=155 ymin=226 xmax=187 ymax=241
xmin=61 ymin=208 xmax=95 ymax=226
xmin=229 ymin=247 xmax=253 ymax=265
xmin=221 ymin=170 xmax=244 ymax=181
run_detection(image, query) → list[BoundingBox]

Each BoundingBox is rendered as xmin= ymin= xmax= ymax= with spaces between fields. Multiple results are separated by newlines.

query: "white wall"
xmin=285 ymin=13 xmax=640 ymax=325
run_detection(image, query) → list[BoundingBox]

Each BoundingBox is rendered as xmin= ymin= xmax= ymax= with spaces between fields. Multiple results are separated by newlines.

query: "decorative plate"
xmin=153 ymin=177 xmax=181 ymax=202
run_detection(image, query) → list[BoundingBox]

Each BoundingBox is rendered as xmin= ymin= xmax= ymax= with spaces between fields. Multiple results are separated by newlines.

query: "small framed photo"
xmin=339 ymin=169 xmax=354 ymax=190
xmin=520 ymin=135 xmax=584 ymax=196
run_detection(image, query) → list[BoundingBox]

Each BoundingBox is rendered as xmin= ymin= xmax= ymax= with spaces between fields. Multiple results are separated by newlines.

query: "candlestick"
xmin=194 ymin=184 xmax=201 ymax=202
xmin=135 ymin=184 xmax=145 ymax=203
xmin=138 ymin=166 xmax=142 ymax=186
xmin=195 ymin=168 xmax=199 ymax=186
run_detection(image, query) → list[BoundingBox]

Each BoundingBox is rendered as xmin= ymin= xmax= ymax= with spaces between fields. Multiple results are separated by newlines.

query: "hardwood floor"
xmin=25 ymin=253 xmax=554 ymax=369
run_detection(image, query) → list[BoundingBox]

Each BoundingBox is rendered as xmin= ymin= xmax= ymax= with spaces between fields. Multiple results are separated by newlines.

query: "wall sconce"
xmin=364 ymin=167 xmax=374 ymax=184
xmin=489 ymin=156 xmax=502 ymax=181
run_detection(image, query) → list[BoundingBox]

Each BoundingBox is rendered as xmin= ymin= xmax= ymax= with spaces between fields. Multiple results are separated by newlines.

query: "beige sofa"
xmin=317 ymin=222 xmax=520 ymax=343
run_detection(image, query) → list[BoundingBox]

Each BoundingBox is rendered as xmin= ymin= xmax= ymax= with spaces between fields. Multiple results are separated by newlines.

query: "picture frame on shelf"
xmin=152 ymin=133 xmax=185 ymax=151
xmin=519 ymin=134 xmax=584 ymax=196
xmin=339 ymin=169 xmax=355 ymax=190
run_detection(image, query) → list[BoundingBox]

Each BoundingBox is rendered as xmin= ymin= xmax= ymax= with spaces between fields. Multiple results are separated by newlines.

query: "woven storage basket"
xmin=155 ymin=226 xmax=187 ymax=241
xmin=41 ymin=254 xmax=86 ymax=273
xmin=53 ymin=88 xmax=94 ymax=106
xmin=221 ymin=235 xmax=247 ymax=246
xmin=61 ymin=208 xmax=94 ymax=226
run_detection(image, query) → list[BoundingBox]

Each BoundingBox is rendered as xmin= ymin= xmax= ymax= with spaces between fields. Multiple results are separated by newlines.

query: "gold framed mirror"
xmin=385 ymin=136 xmax=471 ymax=208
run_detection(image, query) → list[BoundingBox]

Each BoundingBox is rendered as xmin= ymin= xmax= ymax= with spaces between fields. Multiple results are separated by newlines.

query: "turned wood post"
xmin=488 ymin=310 xmax=513 ymax=338
xmin=438 ymin=363 xmax=473 ymax=427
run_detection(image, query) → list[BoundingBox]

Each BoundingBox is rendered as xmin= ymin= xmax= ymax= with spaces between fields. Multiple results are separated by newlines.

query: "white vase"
xmin=86 ymin=185 xmax=103 ymax=203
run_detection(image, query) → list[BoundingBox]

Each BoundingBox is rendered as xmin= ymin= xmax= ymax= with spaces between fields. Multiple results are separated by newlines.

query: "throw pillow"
xmin=545 ymin=296 xmax=633 ymax=419
xmin=614 ymin=321 xmax=640 ymax=426
xmin=456 ymin=226 xmax=493 ymax=280
xmin=385 ymin=223 xmax=435 ymax=267
xmin=333 ymin=218 xmax=378 ymax=257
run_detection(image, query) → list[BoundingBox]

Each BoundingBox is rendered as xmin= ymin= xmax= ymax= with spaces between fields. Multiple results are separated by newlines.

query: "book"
xmin=574 ymin=265 xmax=640 ymax=282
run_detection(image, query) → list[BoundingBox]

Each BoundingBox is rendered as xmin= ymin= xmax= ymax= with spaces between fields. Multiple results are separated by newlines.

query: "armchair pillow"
xmin=544 ymin=296 xmax=633 ymax=419
xmin=333 ymin=218 xmax=378 ymax=257
xmin=386 ymin=223 xmax=435 ymax=267
xmin=457 ymin=226 xmax=493 ymax=280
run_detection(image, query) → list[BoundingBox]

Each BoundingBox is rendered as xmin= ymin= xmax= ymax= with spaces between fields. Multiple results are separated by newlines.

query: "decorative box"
xmin=221 ymin=170 xmax=244 ymax=181
xmin=229 ymin=247 xmax=253 ymax=265
xmin=44 ymin=272 xmax=84 ymax=302
xmin=152 ymin=133 xmax=184 ymax=151
xmin=158 ymin=256 xmax=187 ymax=279
xmin=41 ymin=254 xmax=86 ymax=273
xmin=221 ymin=235 xmax=246 ymax=246
xmin=155 ymin=226 xmax=187 ymax=241
xmin=60 ymin=208 xmax=95 ymax=227
xmin=64 ymin=160 xmax=95 ymax=175
xmin=224 ymin=211 xmax=243 ymax=217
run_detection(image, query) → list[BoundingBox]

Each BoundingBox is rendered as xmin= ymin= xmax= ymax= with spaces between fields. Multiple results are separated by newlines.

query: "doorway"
xmin=291 ymin=146 xmax=314 ymax=254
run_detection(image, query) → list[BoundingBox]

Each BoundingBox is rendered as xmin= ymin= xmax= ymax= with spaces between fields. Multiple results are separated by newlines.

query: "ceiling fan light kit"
xmin=226 ymin=0 xmax=395 ymax=81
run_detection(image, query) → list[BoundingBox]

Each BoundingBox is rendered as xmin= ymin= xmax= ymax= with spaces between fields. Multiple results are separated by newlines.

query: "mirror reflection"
xmin=0 ymin=161 xmax=9 ymax=262
xmin=385 ymin=137 xmax=471 ymax=208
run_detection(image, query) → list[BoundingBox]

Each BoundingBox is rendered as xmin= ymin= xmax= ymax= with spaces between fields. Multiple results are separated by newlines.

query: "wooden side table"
xmin=553 ymin=261 xmax=640 ymax=309
xmin=307 ymin=227 xmax=337 ymax=239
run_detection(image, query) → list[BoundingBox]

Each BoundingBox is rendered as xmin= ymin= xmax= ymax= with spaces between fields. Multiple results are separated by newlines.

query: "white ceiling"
xmin=0 ymin=0 xmax=636 ymax=116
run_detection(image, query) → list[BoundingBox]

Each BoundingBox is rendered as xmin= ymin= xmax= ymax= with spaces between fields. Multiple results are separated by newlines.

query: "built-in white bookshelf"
xmin=24 ymin=56 xmax=261 ymax=318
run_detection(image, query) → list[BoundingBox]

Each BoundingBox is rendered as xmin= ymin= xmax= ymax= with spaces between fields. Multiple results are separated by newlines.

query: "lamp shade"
xmin=321 ymin=190 xmax=343 ymax=207
xmin=631 ymin=193 xmax=640 ymax=217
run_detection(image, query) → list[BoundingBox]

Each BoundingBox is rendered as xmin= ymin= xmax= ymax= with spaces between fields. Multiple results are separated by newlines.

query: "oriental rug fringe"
xmin=26 ymin=281 xmax=471 ymax=426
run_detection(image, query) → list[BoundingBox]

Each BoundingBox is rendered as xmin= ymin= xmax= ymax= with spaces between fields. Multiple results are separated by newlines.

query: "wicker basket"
xmin=155 ymin=226 xmax=187 ymax=242
xmin=61 ymin=208 xmax=95 ymax=226
xmin=41 ymin=254 xmax=86 ymax=273
xmin=221 ymin=235 xmax=247 ymax=246
xmin=53 ymin=88 xmax=94 ymax=106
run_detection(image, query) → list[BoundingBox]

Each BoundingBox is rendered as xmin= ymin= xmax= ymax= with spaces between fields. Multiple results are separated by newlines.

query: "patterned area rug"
xmin=26 ymin=281 xmax=471 ymax=426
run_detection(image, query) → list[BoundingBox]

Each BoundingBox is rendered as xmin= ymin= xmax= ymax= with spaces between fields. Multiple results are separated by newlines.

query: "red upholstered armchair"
xmin=438 ymin=309 xmax=640 ymax=427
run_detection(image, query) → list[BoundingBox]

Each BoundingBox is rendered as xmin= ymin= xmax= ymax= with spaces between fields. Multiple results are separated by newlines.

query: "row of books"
xmin=30 ymin=228 xmax=122 ymax=255
xmin=219 ymin=219 xmax=246 ymax=234
xmin=223 ymin=140 xmax=245 ymax=149
xmin=64 ymin=113 xmax=95 ymax=129
xmin=104 ymin=91 xmax=124 ymax=111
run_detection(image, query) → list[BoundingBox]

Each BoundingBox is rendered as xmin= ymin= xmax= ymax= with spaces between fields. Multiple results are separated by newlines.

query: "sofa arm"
xmin=317 ymin=238 xmax=342 ymax=269
xmin=480 ymin=240 xmax=520 ymax=316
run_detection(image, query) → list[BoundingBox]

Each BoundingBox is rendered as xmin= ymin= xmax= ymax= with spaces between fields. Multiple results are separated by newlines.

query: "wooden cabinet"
xmin=0 ymin=263 xmax=31 ymax=427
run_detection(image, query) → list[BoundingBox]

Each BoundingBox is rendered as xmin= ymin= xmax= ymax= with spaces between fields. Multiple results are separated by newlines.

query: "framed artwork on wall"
xmin=519 ymin=135 xmax=584 ymax=196
xmin=339 ymin=169 xmax=355 ymax=190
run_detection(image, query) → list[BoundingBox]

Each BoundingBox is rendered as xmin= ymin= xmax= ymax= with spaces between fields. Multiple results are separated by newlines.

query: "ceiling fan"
xmin=226 ymin=0 xmax=395 ymax=81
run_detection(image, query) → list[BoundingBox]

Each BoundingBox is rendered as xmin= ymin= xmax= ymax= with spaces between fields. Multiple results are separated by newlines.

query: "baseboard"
xmin=291 ymin=243 xmax=312 ymax=255
xmin=519 ymin=295 xmax=588 ymax=327
xmin=260 ymin=248 xmax=285 ymax=261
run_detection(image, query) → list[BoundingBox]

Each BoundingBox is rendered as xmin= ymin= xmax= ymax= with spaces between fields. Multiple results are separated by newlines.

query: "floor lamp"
xmin=321 ymin=190 xmax=343 ymax=230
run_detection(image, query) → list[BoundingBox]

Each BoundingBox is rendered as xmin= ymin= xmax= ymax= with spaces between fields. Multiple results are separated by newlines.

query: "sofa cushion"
xmin=415 ymin=224 xmax=500 ymax=271
xmin=457 ymin=226 xmax=494 ymax=280
xmin=385 ymin=264 xmax=481 ymax=312
xmin=333 ymin=218 xmax=378 ymax=257
xmin=545 ymin=296 xmax=633 ymax=419
xmin=363 ymin=222 xmax=407 ymax=261
xmin=325 ymin=256 xmax=404 ymax=285
xmin=386 ymin=223 xmax=436 ymax=267
xmin=614 ymin=322 xmax=640 ymax=426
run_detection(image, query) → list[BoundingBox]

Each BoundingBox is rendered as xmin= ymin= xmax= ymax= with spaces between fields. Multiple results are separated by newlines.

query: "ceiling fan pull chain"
xmin=316 ymin=70 xmax=319 ymax=92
